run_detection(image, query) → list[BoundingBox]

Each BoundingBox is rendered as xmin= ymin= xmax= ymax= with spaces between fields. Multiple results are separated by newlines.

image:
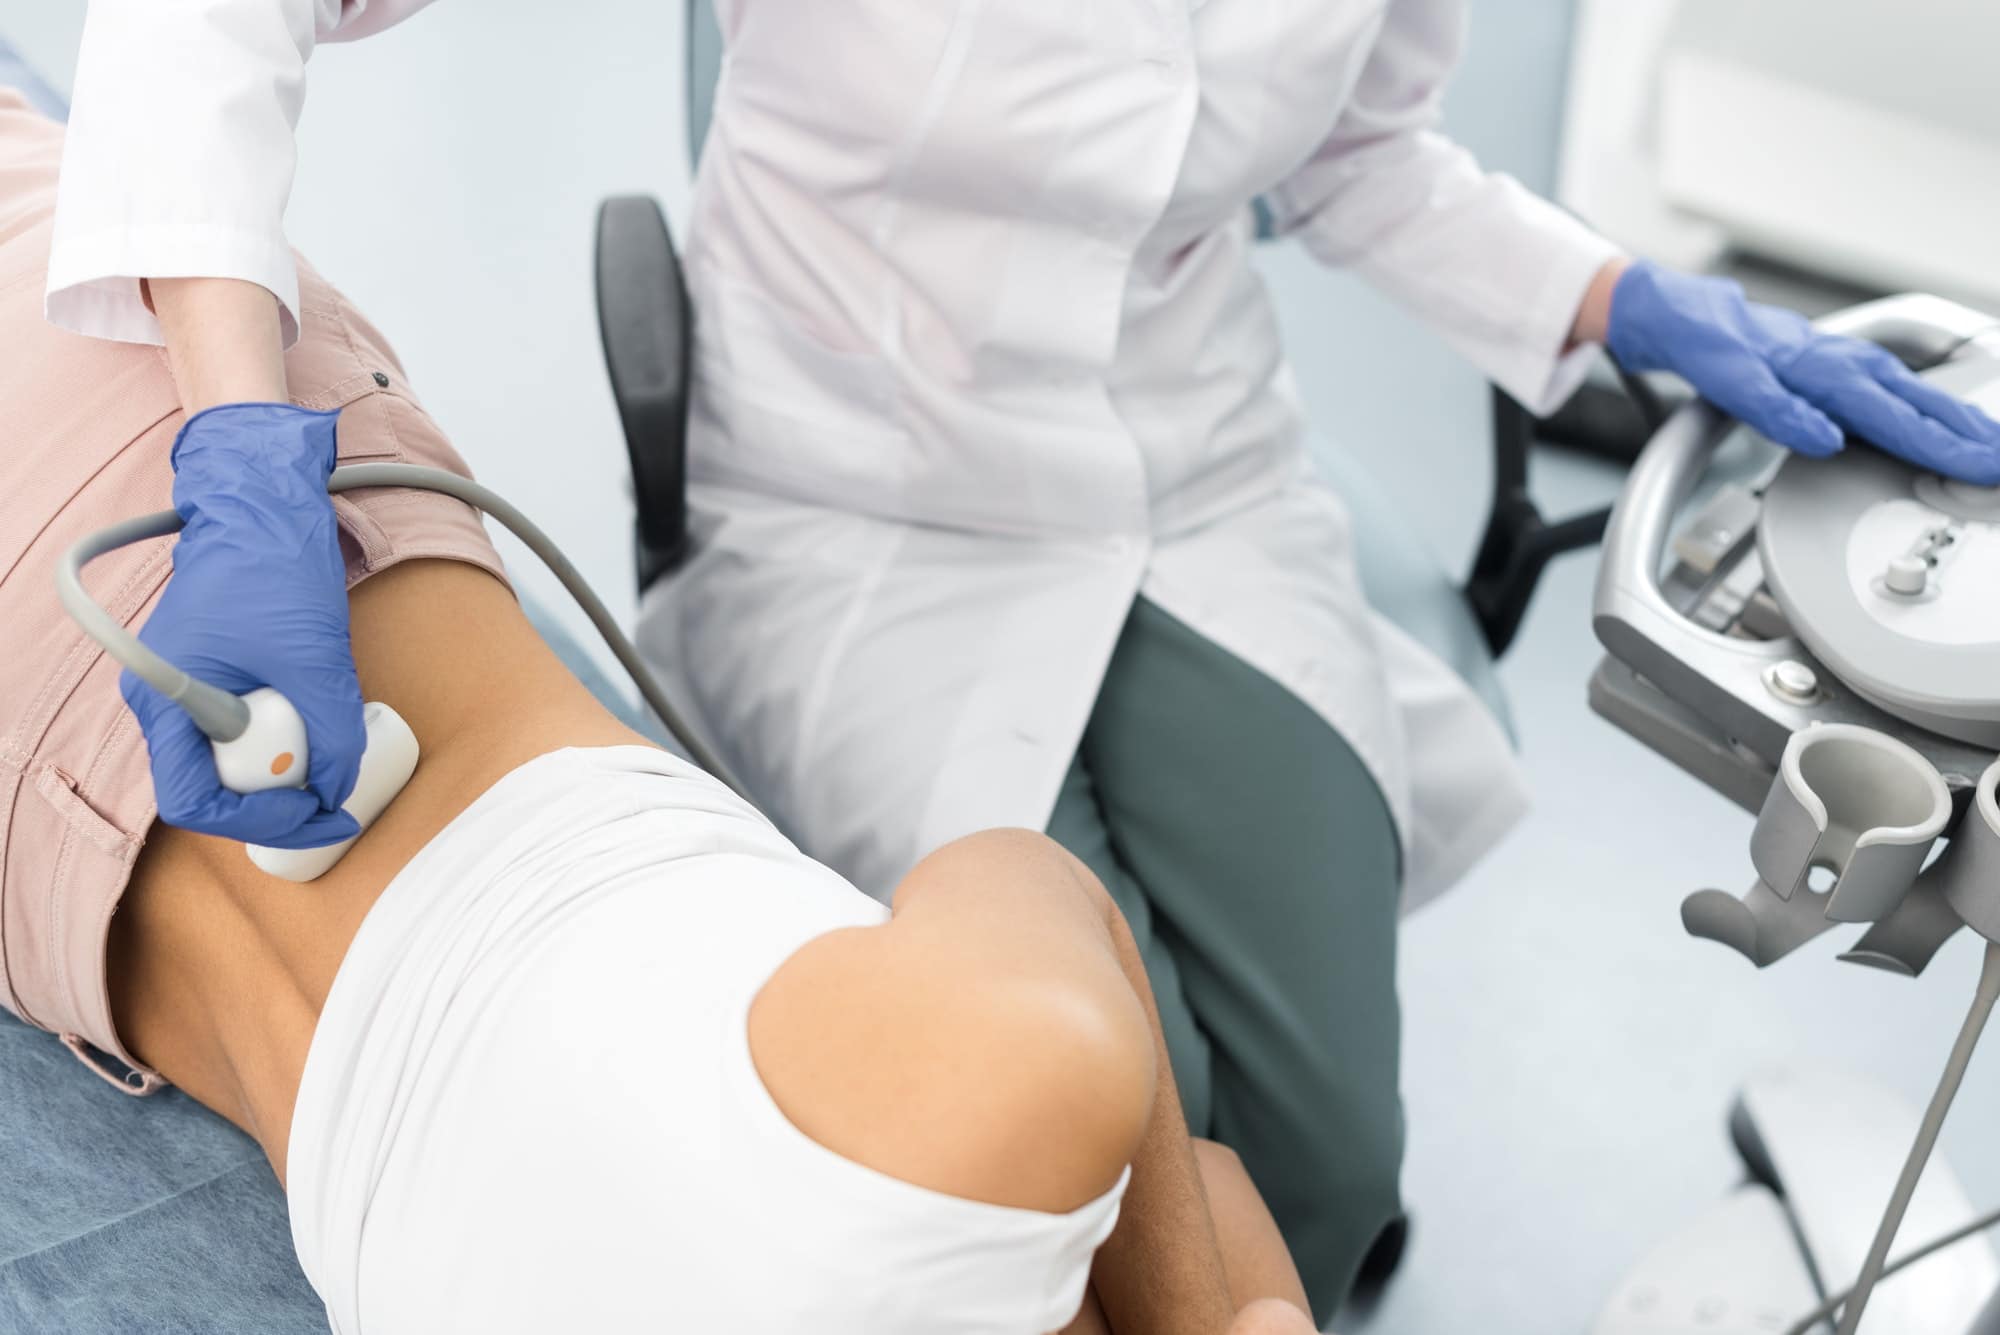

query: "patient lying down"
xmin=0 ymin=92 xmax=1313 ymax=1334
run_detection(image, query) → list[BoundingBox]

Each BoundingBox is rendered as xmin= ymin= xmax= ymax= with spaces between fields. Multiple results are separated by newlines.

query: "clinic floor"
xmin=11 ymin=6 xmax=2000 ymax=1332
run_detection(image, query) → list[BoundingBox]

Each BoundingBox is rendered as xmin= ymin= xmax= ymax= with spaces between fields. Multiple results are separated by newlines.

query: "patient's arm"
xmin=1057 ymin=1145 xmax=1316 ymax=1334
xmin=108 ymin=559 xmax=647 ymax=1175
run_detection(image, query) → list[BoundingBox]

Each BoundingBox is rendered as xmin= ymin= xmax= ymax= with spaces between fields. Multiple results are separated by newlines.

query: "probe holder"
xmin=1940 ymin=762 xmax=2000 ymax=945
xmin=1684 ymin=725 xmax=1952 ymax=967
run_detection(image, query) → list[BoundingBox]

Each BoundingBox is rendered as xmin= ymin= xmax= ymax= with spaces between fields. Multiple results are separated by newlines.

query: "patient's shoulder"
xmin=748 ymin=883 xmax=1154 ymax=1215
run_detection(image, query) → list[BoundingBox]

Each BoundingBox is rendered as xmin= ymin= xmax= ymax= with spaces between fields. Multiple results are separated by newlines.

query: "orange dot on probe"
xmin=270 ymin=752 xmax=297 ymax=778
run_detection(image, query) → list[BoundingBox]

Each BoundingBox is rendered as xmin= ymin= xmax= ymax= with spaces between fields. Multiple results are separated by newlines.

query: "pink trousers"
xmin=0 ymin=92 xmax=506 ymax=1092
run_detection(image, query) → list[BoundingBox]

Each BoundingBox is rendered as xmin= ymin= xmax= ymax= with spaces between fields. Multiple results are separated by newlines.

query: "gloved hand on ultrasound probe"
xmin=122 ymin=403 xmax=366 ymax=849
xmin=1606 ymin=259 xmax=2000 ymax=486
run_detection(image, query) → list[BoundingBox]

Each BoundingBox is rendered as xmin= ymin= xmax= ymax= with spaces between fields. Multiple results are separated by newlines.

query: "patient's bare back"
xmin=108 ymin=560 xmax=647 ymax=1172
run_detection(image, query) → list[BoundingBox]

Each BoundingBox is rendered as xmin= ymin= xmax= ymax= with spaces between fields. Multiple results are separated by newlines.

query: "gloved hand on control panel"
xmin=1607 ymin=259 xmax=2000 ymax=486
xmin=122 ymin=403 xmax=367 ymax=849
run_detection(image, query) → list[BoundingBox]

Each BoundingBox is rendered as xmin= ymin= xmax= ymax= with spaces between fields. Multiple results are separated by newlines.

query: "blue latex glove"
xmin=1607 ymin=260 xmax=2000 ymax=485
xmin=122 ymin=403 xmax=366 ymax=849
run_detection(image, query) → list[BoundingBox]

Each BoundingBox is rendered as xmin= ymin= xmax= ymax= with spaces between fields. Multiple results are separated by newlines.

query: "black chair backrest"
xmin=594 ymin=195 xmax=692 ymax=589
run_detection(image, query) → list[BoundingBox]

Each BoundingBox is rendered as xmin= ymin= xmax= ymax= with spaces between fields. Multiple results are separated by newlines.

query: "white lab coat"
xmin=47 ymin=0 xmax=1621 ymax=909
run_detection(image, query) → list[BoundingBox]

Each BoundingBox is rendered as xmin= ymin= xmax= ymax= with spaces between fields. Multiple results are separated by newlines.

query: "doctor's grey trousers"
xmin=1046 ymin=596 xmax=1404 ymax=1325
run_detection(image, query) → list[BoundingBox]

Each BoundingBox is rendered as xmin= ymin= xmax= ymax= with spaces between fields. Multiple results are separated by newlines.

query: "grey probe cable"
xmin=56 ymin=510 xmax=254 ymax=742
xmin=1779 ymin=940 xmax=2000 ymax=1335
xmin=55 ymin=464 xmax=744 ymax=799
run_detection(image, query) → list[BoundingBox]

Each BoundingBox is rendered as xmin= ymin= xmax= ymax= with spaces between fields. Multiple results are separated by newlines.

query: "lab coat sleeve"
xmin=1263 ymin=0 xmax=1624 ymax=416
xmin=45 ymin=0 xmax=343 ymax=347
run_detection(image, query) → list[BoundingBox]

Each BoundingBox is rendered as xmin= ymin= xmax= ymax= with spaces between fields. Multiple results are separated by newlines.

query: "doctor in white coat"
xmin=48 ymin=0 xmax=2000 ymax=1320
